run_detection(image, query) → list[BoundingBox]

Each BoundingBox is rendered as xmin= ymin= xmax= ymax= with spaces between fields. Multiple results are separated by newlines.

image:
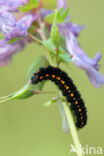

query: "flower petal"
xmin=65 ymin=31 xmax=104 ymax=87
xmin=4 ymin=13 xmax=37 ymax=40
xmin=0 ymin=0 xmax=28 ymax=12
xmin=0 ymin=11 xmax=16 ymax=35
xmin=0 ymin=40 xmax=26 ymax=66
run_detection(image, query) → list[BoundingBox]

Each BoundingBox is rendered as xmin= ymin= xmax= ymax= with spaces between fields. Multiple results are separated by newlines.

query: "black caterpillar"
xmin=31 ymin=66 xmax=87 ymax=128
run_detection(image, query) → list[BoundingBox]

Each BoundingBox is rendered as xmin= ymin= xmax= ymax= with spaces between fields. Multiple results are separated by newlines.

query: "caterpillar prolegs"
xmin=31 ymin=66 xmax=87 ymax=128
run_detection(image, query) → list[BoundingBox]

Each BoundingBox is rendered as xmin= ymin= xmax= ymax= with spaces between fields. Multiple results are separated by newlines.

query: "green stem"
xmin=62 ymin=102 xmax=83 ymax=156
xmin=28 ymin=33 xmax=42 ymax=44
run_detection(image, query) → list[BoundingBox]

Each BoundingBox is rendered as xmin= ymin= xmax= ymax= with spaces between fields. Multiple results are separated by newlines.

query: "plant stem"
xmin=28 ymin=33 xmax=42 ymax=44
xmin=62 ymin=102 xmax=83 ymax=156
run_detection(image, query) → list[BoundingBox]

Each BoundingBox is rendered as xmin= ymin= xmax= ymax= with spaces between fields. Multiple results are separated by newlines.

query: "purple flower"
xmin=0 ymin=11 xmax=16 ymax=35
xmin=65 ymin=31 xmax=104 ymax=88
xmin=0 ymin=11 xmax=36 ymax=66
xmin=0 ymin=0 xmax=28 ymax=12
xmin=0 ymin=40 xmax=27 ymax=66
xmin=5 ymin=13 xmax=37 ymax=40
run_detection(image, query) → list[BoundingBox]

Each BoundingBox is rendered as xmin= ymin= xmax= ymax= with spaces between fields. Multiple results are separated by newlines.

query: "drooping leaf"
xmin=44 ymin=7 xmax=70 ymax=24
xmin=9 ymin=82 xmax=34 ymax=99
xmin=0 ymin=82 xmax=34 ymax=103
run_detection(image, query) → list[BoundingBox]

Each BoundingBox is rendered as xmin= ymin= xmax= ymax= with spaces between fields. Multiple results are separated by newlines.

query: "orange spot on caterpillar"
xmin=79 ymin=109 xmax=82 ymax=112
xmin=81 ymin=116 xmax=84 ymax=119
xmin=40 ymin=76 xmax=43 ymax=80
xmin=61 ymin=80 xmax=65 ymax=84
xmin=56 ymin=77 xmax=61 ymax=80
xmin=73 ymin=97 xmax=76 ymax=100
xmin=68 ymin=90 xmax=71 ymax=93
xmin=51 ymin=75 xmax=55 ymax=78
xmin=66 ymin=86 xmax=69 ymax=89
xmin=75 ymin=101 xmax=78 ymax=104
xmin=71 ymin=93 xmax=74 ymax=97
xmin=45 ymin=74 xmax=49 ymax=77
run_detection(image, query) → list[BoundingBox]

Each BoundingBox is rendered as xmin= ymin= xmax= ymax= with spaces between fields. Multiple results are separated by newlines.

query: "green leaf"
xmin=44 ymin=7 xmax=69 ymax=24
xmin=8 ymin=37 xmax=26 ymax=44
xmin=0 ymin=82 xmax=34 ymax=103
xmin=50 ymin=10 xmax=60 ymax=47
xmin=27 ymin=56 xmax=49 ymax=91
xmin=28 ymin=25 xmax=36 ymax=34
xmin=19 ymin=0 xmax=39 ymax=12
xmin=0 ymin=33 xmax=5 ymax=40
xmin=10 ymin=82 xmax=34 ymax=99
xmin=42 ymin=39 xmax=71 ymax=63
xmin=27 ymin=56 xmax=49 ymax=81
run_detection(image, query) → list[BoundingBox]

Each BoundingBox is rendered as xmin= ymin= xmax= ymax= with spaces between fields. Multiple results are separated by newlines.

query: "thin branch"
xmin=28 ymin=33 xmax=42 ymax=44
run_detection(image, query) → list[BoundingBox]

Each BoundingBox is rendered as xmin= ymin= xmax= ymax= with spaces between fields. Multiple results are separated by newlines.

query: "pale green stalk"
xmin=62 ymin=102 xmax=83 ymax=156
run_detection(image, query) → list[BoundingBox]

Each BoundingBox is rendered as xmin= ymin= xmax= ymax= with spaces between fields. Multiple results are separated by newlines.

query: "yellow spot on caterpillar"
xmin=56 ymin=77 xmax=61 ymax=80
xmin=66 ymin=86 xmax=69 ymax=89
xmin=64 ymin=85 xmax=69 ymax=89
xmin=61 ymin=80 xmax=65 ymax=84
xmin=45 ymin=74 xmax=49 ymax=77
xmin=75 ymin=101 xmax=78 ymax=104
xmin=51 ymin=75 xmax=55 ymax=78
xmin=40 ymin=76 xmax=43 ymax=80
xmin=79 ymin=109 xmax=82 ymax=112
xmin=71 ymin=93 xmax=74 ymax=97
xmin=73 ymin=97 xmax=76 ymax=100
xmin=68 ymin=90 xmax=71 ymax=93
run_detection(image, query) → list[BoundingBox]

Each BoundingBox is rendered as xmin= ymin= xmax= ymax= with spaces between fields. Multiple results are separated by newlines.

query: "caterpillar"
xmin=31 ymin=66 xmax=87 ymax=128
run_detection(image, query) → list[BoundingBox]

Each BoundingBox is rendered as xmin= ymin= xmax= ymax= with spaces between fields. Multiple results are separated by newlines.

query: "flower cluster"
xmin=0 ymin=0 xmax=104 ymax=88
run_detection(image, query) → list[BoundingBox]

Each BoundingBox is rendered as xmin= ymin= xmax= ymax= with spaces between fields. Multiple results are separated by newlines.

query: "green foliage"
xmin=10 ymin=82 xmax=34 ymax=99
xmin=44 ymin=7 xmax=69 ymax=24
xmin=0 ymin=82 xmax=34 ymax=103
xmin=42 ymin=39 xmax=71 ymax=63
xmin=27 ymin=56 xmax=49 ymax=91
xmin=26 ymin=56 xmax=49 ymax=81
xmin=0 ymin=33 xmax=5 ymax=40
xmin=8 ymin=37 xmax=26 ymax=44
xmin=19 ymin=0 xmax=39 ymax=12
xmin=0 ymin=56 xmax=49 ymax=103
xmin=50 ymin=10 xmax=60 ymax=47
xmin=28 ymin=25 xmax=36 ymax=34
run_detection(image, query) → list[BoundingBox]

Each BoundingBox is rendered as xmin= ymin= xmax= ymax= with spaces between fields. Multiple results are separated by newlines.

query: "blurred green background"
xmin=0 ymin=0 xmax=104 ymax=156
